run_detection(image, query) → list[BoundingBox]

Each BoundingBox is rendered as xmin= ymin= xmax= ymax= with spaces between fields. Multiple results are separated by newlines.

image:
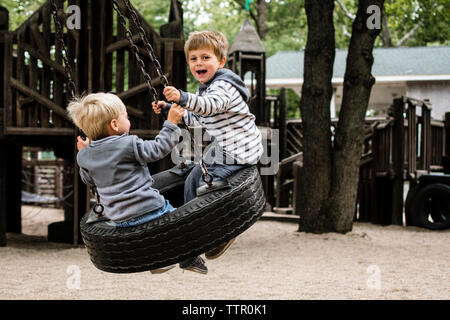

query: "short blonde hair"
xmin=184 ymin=30 xmax=229 ymax=61
xmin=67 ymin=92 xmax=126 ymax=141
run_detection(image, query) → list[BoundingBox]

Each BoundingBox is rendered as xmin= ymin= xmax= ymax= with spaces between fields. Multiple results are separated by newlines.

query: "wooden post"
xmin=279 ymin=88 xmax=287 ymax=161
xmin=371 ymin=126 xmax=382 ymax=225
xmin=0 ymin=140 xmax=7 ymax=246
xmin=41 ymin=2 xmax=51 ymax=128
xmin=421 ymin=101 xmax=432 ymax=172
xmin=391 ymin=98 xmax=405 ymax=225
xmin=444 ymin=112 xmax=450 ymax=174
xmin=0 ymin=7 xmax=9 ymax=245
xmin=406 ymin=100 xmax=417 ymax=178
xmin=2 ymin=28 xmax=12 ymax=124
xmin=4 ymin=141 xmax=22 ymax=234
xmin=73 ymin=144 xmax=79 ymax=245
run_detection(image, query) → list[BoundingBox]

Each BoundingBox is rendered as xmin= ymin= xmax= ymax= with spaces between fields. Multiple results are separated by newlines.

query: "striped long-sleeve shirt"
xmin=178 ymin=69 xmax=263 ymax=165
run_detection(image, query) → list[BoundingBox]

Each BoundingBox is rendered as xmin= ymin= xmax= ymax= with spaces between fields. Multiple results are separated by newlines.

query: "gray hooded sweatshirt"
xmin=77 ymin=120 xmax=180 ymax=222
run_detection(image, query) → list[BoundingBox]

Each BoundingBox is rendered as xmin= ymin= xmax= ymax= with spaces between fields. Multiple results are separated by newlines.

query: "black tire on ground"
xmin=409 ymin=183 xmax=450 ymax=230
xmin=48 ymin=221 xmax=83 ymax=244
xmin=80 ymin=165 xmax=266 ymax=273
xmin=404 ymin=184 xmax=420 ymax=226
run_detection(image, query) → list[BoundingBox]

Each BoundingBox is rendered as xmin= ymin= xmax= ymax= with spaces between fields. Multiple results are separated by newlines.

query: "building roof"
xmin=229 ymin=18 xmax=265 ymax=54
xmin=265 ymin=46 xmax=450 ymax=84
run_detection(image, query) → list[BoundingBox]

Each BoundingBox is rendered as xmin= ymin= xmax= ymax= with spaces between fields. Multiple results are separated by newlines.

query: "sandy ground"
xmin=1 ymin=205 xmax=450 ymax=300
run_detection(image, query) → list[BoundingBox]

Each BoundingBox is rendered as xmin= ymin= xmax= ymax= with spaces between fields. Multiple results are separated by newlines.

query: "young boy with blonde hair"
xmin=68 ymin=93 xmax=207 ymax=274
xmin=153 ymin=30 xmax=264 ymax=267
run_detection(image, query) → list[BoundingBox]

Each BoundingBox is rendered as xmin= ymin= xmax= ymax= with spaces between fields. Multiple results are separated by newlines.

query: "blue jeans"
xmin=113 ymin=200 xmax=175 ymax=227
xmin=184 ymin=148 xmax=248 ymax=203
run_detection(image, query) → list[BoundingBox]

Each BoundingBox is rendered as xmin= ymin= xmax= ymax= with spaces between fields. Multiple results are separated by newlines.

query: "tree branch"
xmin=380 ymin=12 xmax=393 ymax=47
xmin=397 ymin=20 xmax=424 ymax=46
xmin=232 ymin=0 xmax=264 ymax=39
xmin=335 ymin=0 xmax=355 ymax=20
xmin=342 ymin=24 xmax=351 ymax=38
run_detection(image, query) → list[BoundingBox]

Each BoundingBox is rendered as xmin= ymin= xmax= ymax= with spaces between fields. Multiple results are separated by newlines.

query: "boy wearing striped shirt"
xmin=152 ymin=30 xmax=263 ymax=266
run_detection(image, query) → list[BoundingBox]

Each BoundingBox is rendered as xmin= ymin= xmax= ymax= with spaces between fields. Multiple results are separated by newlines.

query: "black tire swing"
xmin=52 ymin=0 xmax=266 ymax=273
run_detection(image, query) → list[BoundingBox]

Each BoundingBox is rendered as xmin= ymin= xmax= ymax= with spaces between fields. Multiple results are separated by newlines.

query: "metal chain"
xmin=50 ymin=0 xmax=86 ymax=141
xmin=112 ymin=0 xmax=160 ymax=103
xmin=50 ymin=0 xmax=77 ymax=98
xmin=122 ymin=0 xmax=169 ymax=88
xmin=113 ymin=0 xmax=213 ymax=185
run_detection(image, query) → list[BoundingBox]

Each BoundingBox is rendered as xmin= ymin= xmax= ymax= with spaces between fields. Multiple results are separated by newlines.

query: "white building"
xmin=261 ymin=46 xmax=450 ymax=120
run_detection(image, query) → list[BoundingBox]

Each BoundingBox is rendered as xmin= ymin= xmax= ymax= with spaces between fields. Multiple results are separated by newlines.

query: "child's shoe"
xmin=180 ymin=256 xmax=208 ymax=274
xmin=205 ymin=238 xmax=236 ymax=260
xmin=150 ymin=264 xmax=176 ymax=274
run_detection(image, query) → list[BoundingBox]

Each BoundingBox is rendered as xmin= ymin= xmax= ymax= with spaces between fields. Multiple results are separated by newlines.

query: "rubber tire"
xmin=80 ymin=165 xmax=266 ymax=273
xmin=48 ymin=221 xmax=83 ymax=244
xmin=409 ymin=183 xmax=450 ymax=230
xmin=404 ymin=184 xmax=420 ymax=226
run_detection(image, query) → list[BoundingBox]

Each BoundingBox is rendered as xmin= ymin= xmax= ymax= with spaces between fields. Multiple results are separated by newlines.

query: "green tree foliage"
xmin=335 ymin=0 xmax=450 ymax=47
xmin=1 ymin=0 xmax=46 ymax=30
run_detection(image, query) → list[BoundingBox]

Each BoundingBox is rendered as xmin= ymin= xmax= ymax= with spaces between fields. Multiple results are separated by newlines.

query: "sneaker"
xmin=205 ymin=238 xmax=236 ymax=260
xmin=180 ymin=256 xmax=208 ymax=275
xmin=150 ymin=264 xmax=176 ymax=274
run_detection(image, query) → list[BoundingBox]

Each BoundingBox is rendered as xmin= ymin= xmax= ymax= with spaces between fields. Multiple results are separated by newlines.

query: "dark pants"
xmin=181 ymin=149 xmax=247 ymax=267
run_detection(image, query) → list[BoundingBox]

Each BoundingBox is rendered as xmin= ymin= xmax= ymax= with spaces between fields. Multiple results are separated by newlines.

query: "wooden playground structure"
xmin=1 ymin=0 xmax=449 ymax=247
xmin=0 ymin=0 xmax=187 ymax=245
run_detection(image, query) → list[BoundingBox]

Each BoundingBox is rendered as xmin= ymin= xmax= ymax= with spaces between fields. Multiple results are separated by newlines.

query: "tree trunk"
xmin=297 ymin=0 xmax=384 ymax=233
xmin=297 ymin=0 xmax=335 ymax=233
xmin=255 ymin=0 xmax=268 ymax=39
xmin=321 ymin=0 xmax=384 ymax=233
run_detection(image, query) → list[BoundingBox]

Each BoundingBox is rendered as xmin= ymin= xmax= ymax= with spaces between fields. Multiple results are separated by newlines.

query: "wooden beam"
xmin=106 ymin=35 xmax=142 ymax=54
xmin=118 ymin=73 xmax=168 ymax=101
xmin=29 ymin=23 xmax=48 ymax=58
xmin=3 ymin=33 xmax=12 ymax=127
xmin=125 ymin=105 xmax=144 ymax=119
xmin=161 ymin=38 xmax=185 ymax=51
xmin=18 ymin=42 xmax=67 ymax=77
xmin=9 ymin=77 xmax=70 ymax=121
xmin=23 ymin=159 xmax=66 ymax=166
xmin=129 ymin=129 xmax=159 ymax=138
xmin=165 ymin=41 xmax=174 ymax=85
xmin=5 ymin=127 xmax=75 ymax=136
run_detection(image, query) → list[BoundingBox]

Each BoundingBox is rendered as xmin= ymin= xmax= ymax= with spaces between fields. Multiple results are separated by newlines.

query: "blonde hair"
xmin=184 ymin=30 xmax=229 ymax=61
xmin=67 ymin=92 xmax=126 ymax=141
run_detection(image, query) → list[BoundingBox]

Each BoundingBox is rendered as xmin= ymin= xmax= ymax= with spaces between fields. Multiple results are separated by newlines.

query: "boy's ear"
xmin=219 ymin=56 xmax=227 ymax=68
xmin=109 ymin=119 xmax=119 ymax=132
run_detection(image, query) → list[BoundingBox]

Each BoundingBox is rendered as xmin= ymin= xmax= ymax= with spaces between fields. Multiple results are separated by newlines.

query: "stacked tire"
xmin=405 ymin=182 xmax=450 ymax=230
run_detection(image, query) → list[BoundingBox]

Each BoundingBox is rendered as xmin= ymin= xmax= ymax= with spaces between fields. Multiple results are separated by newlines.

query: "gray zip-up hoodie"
xmin=77 ymin=120 xmax=180 ymax=222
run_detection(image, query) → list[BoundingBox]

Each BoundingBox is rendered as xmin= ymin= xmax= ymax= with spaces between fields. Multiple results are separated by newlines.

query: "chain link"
xmin=50 ymin=0 xmax=77 ymax=98
xmin=114 ymin=0 xmax=212 ymax=184
xmin=122 ymin=0 xmax=169 ymax=88
xmin=112 ymin=0 xmax=160 ymax=103
xmin=50 ymin=0 xmax=86 ymax=139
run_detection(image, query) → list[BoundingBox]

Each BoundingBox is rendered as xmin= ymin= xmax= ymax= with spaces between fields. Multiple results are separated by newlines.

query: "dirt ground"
xmin=1 ymin=205 xmax=450 ymax=300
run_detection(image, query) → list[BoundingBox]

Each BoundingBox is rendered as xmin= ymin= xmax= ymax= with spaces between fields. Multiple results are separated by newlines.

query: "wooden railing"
xmin=272 ymin=96 xmax=448 ymax=225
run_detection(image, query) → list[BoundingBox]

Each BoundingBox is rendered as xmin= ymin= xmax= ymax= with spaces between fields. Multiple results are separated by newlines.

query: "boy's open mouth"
xmin=196 ymin=70 xmax=207 ymax=75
